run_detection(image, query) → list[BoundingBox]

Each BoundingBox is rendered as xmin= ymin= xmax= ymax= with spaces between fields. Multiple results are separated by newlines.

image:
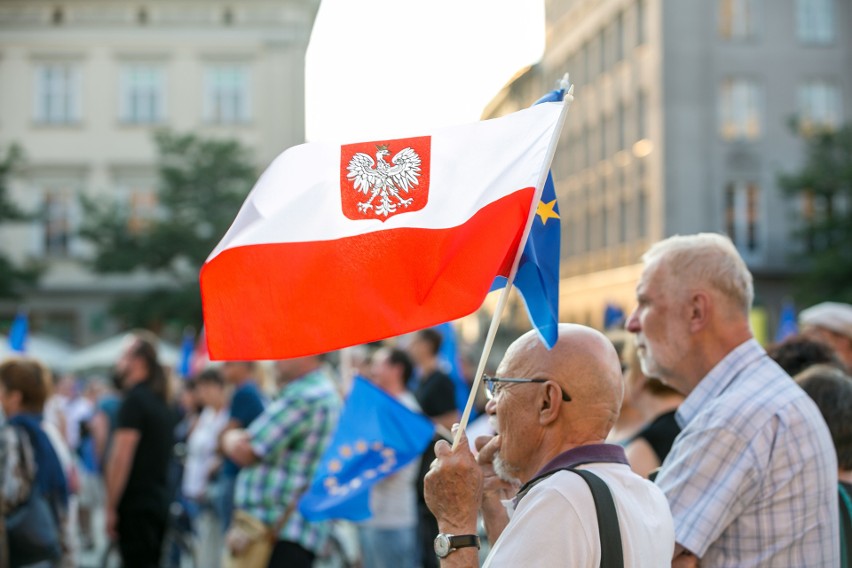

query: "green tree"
xmin=778 ymin=123 xmax=852 ymax=304
xmin=0 ymin=144 xmax=40 ymax=299
xmin=80 ymin=131 xmax=256 ymax=331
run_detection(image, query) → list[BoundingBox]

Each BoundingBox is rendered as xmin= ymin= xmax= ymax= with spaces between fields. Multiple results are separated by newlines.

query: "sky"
xmin=305 ymin=0 xmax=546 ymax=143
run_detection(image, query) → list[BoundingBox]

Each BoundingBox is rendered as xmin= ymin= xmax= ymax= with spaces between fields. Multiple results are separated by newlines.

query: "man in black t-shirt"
xmin=409 ymin=328 xmax=459 ymax=568
xmin=105 ymin=333 xmax=175 ymax=568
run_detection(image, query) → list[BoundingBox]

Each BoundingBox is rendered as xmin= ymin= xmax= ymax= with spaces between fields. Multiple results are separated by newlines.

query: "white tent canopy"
xmin=0 ymin=333 xmax=76 ymax=372
xmin=66 ymin=332 xmax=181 ymax=374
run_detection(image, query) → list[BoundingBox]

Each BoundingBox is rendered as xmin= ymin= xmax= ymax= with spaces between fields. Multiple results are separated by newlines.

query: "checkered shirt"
xmin=234 ymin=368 xmax=341 ymax=554
xmin=656 ymin=339 xmax=839 ymax=567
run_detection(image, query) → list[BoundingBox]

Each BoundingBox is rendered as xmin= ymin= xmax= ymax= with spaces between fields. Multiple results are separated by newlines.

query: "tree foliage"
xmin=0 ymin=145 xmax=40 ymax=299
xmin=80 ymin=131 xmax=256 ymax=331
xmin=778 ymin=123 xmax=852 ymax=304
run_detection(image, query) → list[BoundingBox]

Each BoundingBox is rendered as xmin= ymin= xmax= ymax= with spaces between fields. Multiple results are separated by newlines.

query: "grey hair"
xmin=642 ymin=233 xmax=754 ymax=315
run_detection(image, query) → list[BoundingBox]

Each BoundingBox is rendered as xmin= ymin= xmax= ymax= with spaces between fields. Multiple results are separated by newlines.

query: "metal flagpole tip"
xmin=558 ymin=73 xmax=571 ymax=92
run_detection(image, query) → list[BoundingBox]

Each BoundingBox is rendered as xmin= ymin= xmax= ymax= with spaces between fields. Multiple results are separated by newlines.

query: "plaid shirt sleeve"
xmin=657 ymin=425 xmax=762 ymax=557
xmin=247 ymin=396 xmax=311 ymax=460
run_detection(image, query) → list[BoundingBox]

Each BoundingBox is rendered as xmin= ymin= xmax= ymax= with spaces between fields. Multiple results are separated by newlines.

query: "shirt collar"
xmin=513 ymin=443 xmax=628 ymax=507
xmin=675 ymin=338 xmax=767 ymax=428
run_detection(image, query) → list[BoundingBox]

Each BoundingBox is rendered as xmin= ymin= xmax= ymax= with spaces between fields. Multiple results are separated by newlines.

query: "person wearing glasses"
xmin=423 ymin=323 xmax=674 ymax=567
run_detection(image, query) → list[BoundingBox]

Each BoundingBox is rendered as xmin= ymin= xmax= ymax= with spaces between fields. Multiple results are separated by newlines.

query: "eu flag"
xmin=8 ymin=310 xmax=28 ymax=353
xmin=490 ymin=85 xmax=565 ymax=349
xmin=299 ymin=376 xmax=435 ymax=522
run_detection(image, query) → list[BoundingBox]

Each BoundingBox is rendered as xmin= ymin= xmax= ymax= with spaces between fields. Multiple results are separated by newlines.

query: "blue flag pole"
xmin=452 ymin=74 xmax=574 ymax=450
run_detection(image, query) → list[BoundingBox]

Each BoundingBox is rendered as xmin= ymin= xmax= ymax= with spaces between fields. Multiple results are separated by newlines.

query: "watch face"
xmin=434 ymin=534 xmax=451 ymax=557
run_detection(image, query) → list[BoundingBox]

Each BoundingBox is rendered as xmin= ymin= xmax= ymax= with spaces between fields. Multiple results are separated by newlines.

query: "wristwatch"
xmin=434 ymin=533 xmax=481 ymax=558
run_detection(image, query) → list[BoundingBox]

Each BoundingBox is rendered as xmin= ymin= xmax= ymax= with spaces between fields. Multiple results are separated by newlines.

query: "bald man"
xmin=626 ymin=234 xmax=838 ymax=567
xmin=423 ymin=324 xmax=674 ymax=567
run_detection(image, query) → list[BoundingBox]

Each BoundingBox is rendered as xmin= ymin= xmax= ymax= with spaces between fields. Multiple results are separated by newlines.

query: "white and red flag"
xmin=200 ymin=101 xmax=565 ymax=360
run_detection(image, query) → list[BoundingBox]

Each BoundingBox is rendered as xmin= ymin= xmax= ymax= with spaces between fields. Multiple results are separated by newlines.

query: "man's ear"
xmin=539 ymin=382 xmax=561 ymax=426
xmin=688 ymin=290 xmax=712 ymax=333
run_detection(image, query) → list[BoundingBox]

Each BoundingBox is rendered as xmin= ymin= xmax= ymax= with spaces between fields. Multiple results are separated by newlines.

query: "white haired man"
xmin=626 ymin=233 xmax=838 ymax=567
xmin=423 ymin=324 xmax=674 ymax=567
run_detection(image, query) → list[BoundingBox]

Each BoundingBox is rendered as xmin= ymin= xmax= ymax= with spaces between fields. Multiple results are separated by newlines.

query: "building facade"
xmin=484 ymin=0 xmax=851 ymax=333
xmin=0 ymin=0 xmax=319 ymax=344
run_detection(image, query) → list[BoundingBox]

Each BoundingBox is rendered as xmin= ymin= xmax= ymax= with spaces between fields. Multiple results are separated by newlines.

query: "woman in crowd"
xmin=0 ymin=357 xmax=72 ymax=567
xmin=621 ymin=344 xmax=684 ymax=479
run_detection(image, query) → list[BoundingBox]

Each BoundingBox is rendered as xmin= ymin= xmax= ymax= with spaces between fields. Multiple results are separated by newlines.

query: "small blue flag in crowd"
xmin=8 ymin=310 xmax=29 ymax=353
xmin=604 ymin=303 xmax=626 ymax=330
xmin=178 ymin=328 xmax=196 ymax=378
xmin=775 ymin=299 xmax=798 ymax=342
xmin=490 ymin=83 xmax=565 ymax=349
xmin=299 ymin=377 xmax=435 ymax=522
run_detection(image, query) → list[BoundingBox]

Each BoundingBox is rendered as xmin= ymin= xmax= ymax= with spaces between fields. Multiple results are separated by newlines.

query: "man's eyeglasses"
xmin=482 ymin=375 xmax=572 ymax=402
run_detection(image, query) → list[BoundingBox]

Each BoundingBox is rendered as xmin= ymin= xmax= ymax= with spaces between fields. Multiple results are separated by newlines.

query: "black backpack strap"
xmin=572 ymin=469 xmax=624 ymax=568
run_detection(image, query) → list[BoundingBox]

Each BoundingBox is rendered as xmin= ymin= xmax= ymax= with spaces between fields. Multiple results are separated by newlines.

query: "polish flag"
xmin=201 ymin=102 xmax=565 ymax=360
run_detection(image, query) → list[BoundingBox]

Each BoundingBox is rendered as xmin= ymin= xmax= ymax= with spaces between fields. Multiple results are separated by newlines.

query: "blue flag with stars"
xmin=299 ymin=376 xmax=435 ymax=522
xmin=490 ymin=86 xmax=564 ymax=348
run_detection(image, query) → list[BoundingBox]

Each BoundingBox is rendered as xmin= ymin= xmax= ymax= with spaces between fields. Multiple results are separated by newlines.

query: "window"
xmin=636 ymin=0 xmax=646 ymax=46
xmin=798 ymin=81 xmax=842 ymax=130
xmin=616 ymin=12 xmax=625 ymax=62
xmin=637 ymin=189 xmax=648 ymax=238
xmin=725 ymin=182 xmax=760 ymax=252
xmin=636 ymin=91 xmax=647 ymax=141
xmin=718 ymin=0 xmax=758 ymax=40
xmin=203 ymin=64 xmax=250 ymax=124
xmin=719 ymin=79 xmax=762 ymax=140
xmin=33 ymin=64 xmax=81 ymax=124
xmin=619 ymin=196 xmax=628 ymax=243
xmin=120 ymin=65 xmax=166 ymax=124
xmin=44 ymin=189 xmax=73 ymax=256
xmin=617 ymin=102 xmax=627 ymax=151
xmin=796 ymin=0 xmax=834 ymax=44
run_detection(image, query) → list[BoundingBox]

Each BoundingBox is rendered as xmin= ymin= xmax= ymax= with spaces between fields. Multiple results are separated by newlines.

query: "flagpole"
xmin=452 ymin=75 xmax=574 ymax=450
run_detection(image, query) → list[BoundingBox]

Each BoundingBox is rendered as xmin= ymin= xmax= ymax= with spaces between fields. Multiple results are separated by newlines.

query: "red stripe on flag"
xmin=200 ymin=187 xmax=534 ymax=360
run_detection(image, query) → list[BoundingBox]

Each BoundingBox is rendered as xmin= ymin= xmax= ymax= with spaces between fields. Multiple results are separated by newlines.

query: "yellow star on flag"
xmin=536 ymin=199 xmax=560 ymax=225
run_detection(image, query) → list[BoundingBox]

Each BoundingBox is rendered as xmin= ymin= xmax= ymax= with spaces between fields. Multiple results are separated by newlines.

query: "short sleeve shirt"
xmin=235 ymin=368 xmax=341 ymax=554
xmin=223 ymin=382 xmax=266 ymax=478
xmin=485 ymin=463 xmax=674 ymax=567
xmin=116 ymin=381 xmax=176 ymax=513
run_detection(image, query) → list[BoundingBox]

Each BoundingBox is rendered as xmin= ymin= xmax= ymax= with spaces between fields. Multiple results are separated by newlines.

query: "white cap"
xmin=799 ymin=302 xmax=852 ymax=340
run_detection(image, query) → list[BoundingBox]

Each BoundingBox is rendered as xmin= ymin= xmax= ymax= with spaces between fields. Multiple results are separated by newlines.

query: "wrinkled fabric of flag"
xmin=299 ymin=377 xmax=435 ymax=522
xmin=490 ymin=87 xmax=564 ymax=349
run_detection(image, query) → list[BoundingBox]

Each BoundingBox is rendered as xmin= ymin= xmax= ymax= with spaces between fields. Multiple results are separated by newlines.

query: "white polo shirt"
xmin=484 ymin=462 xmax=674 ymax=567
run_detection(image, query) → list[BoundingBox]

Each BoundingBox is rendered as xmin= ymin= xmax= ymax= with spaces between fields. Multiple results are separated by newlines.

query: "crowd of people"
xmin=1 ymin=231 xmax=851 ymax=568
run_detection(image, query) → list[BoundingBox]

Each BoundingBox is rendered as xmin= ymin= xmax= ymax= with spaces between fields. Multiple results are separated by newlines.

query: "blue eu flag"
xmin=299 ymin=376 xmax=435 ymax=522
xmin=491 ymin=85 xmax=564 ymax=349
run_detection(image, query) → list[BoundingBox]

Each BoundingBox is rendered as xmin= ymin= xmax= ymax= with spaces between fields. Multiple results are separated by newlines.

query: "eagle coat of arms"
xmin=340 ymin=136 xmax=431 ymax=221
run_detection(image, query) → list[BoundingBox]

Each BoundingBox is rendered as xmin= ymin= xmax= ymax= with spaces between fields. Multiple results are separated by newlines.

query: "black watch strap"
xmin=448 ymin=534 xmax=480 ymax=550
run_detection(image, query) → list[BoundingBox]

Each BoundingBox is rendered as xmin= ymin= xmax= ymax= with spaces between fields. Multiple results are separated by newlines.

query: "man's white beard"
xmin=493 ymin=453 xmax=521 ymax=485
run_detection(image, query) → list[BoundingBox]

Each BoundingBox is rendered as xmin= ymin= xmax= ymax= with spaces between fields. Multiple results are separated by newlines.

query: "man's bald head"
xmin=498 ymin=323 xmax=624 ymax=441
